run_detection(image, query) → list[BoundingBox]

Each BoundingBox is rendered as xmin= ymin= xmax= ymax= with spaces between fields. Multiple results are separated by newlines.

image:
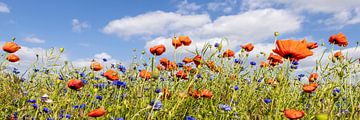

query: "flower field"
xmin=1 ymin=32 xmax=359 ymax=120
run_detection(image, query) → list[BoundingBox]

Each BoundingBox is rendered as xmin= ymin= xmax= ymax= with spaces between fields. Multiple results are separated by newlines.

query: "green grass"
xmin=1 ymin=41 xmax=360 ymax=120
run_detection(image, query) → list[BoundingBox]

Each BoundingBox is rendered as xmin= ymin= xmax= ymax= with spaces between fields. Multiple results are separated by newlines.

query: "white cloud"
xmin=72 ymin=19 xmax=90 ymax=32
xmin=207 ymin=0 xmax=238 ymax=13
xmin=102 ymin=11 xmax=211 ymax=37
xmin=176 ymin=0 xmax=202 ymax=14
xmin=0 ymin=2 xmax=10 ymax=13
xmin=23 ymin=36 xmax=46 ymax=44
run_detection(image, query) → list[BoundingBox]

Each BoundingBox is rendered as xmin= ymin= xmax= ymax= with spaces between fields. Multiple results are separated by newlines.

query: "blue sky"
xmin=1 ymin=0 xmax=360 ymax=70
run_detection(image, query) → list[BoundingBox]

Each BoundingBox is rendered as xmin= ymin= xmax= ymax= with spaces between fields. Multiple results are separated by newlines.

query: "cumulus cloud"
xmin=23 ymin=36 xmax=46 ymax=44
xmin=72 ymin=19 xmax=90 ymax=32
xmin=102 ymin=11 xmax=211 ymax=37
xmin=0 ymin=2 xmax=10 ymax=13
xmin=176 ymin=0 xmax=202 ymax=14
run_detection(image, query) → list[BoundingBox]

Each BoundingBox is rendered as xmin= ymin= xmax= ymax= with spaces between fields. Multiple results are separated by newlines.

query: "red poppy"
xmin=162 ymin=88 xmax=172 ymax=99
xmin=200 ymin=89 xmax=212 ymax=99
xmin=149 ymin=44 xmax=166 ymax=56
xmin=2 ymin=42 xmax=21 ymax=53
xmin=6 ymin=54 xmax=20 ymax=62
xmin=182 ymin=57 xmax=193 ymax=64
xmin=303 ymin=83 xmax=318 ymax=93
xmin=160 ymin=58 xmax=170 ymax=66
xmin=176 ymin=70 xmax=187 ymax=79
xmin=172 ymin=36 xmax=182 ymax=49
xmin=240 ymin=43 xmax=254 ymax=52
xmin=193 ymin=55 xmax=202 ymax=67
xmin=183 ymin=65 xmax=192 ymax=72
xmin=260 ymin=61 xmax=268 ymax=68
xmin=156 ymin=64 xmax=164 ymax=71
xmin=273 ymin=39 xmax=313 ymax=61
xmin=104 ymin=69 xmax=119 ymax=81
xmin=223 ymin=49 xmax=235 ymax=57
xmin=139 ymin=70 xmax=151 ymax=79
xmin=191 ymin=90 xmax=201 ymax=99
xmin=307 ymin=42 xmax=318 ymax=49
xmin=179 ymin=35 xmax=192 ymax=46
xmin=284 ymin=109 xmax=305 ymax=119
xmin=329 ymin=32 xmax=348 ymax=47
xmin=206 ymin=61 xmax=216 ymax=70
xmin=165 ymin=62 xmax=178 ymax=71
xmin=90 ymin=61 xmax=103 ymax=71
xmin=334 ymin=51 xmax=343 ymax=59
xmin=309 ymin=73 xmax=318 ymax=82
xmin=88 ymin=107 xmax=106 ymax=117
xmin=67 ymin=79 xmax=84 ymax=90
xmin=267 ymin=53 xmax=283 ymax=66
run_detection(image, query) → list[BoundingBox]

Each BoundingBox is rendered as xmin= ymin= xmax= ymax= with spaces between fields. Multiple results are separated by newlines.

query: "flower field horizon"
xmin=1 ymin=31 xmax=360 ymax=120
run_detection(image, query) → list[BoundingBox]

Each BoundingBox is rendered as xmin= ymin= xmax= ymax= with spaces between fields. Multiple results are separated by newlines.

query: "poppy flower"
xmin=162 ymin=88 xmax=172 ymax=99
xmin=139 ymin=70 xmax=151 ymax=79
xmin=90 ymin=61 xmax=103 ymax=71
xmin=223 ymin=49 xmax=235 ymax=58
xmin=156 ymin=64 xmax=164 ymax=71
xmin=67 ymin=79 xmax=84 ymax=90
xmin=206 ymin=61 xmax=216 ymax=70
xmin=178 ymin=35 xmax=192 ymax=46
xmin=183 ymin=65 xmax=192 ymax=72
xmin=172 ymin=36 xmax=182 ymax=49
xmin=2 ymin=42 xmax=21 ymax=53
xmin=260 ymin=61 xmax=268 ymax=68
xmin=284 ymin=109 xmax=305 ymax=119
xmin=307 ymin=42 xmax=318 ymax=49
xmin=303 ymin=83 xmax=318 ymax=93
xmin=182 ymin=57 xmax=193 ymax=64
xmin=176 ymin=70 xmax=187 ymax=79
xmin=240 ymin=43 xmax=254 ymax=52
xmin=160 ymin=58 xmax=170 ymax=66
xmin=309 ymin=73 xmax=318 ymax=82
xmin=104 ymin=70 xmax=119 ymax=81
xmin=88 ymin=107 xmax=106 ymax=117
xmin=267 ymin=53 xmax=283 ymax=66
xmin=334 ymin=51 xmax=343 ymax=59
xmin=7 ymin=54 xmax=20 ymax=62
xmin=273 ymin=39 xmax=313 ymax=61
xmin=200 ymin=89 xmax=212 ymax=99
xmin=329 ymin=32 xmax=348 ymax=47
xmin=193 ymin=55 xmax=202 ymax=67
xmin=149 ymin=44 xmax=166 ymax=56
xmin=165 ymin=62 xmax=178 ymax=71
xmin=191 ymin=90 xmax=201 ymax=99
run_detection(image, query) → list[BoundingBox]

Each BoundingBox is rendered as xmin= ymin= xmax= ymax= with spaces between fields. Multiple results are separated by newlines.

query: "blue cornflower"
xmin=13 ymin=68 xmax=20 ymax=74
xmin=79 ymin=72 xmax=86 ymax=78
xmin=13 ymin=112 xmax=18 ymax=118
xmin=257 ymin=77 xmax=263 ymax=83
xmin=80 ymin=104 xmax=86 ymax=109
xmin=264 ymin=99 xmax=272 ymax=104
xmin=292 ymin=61 xmax=299 ymax=65
xmin=290 ymin=65 xmax=298 ymax=69
xmin=118 ymin=65 xmax=126 ymax=73
xmin=234 ymin=86 xmax=239 ymax=91
xmin=32 ymin=104 xmax=38 ymax=109
xmin=116 ymin=118 xmax=124 ymax=120
xmin=103 ymin=58 xmax=107 ymax=62
xmin=154 ymin=88 xmax=161 ymax=93
xmin=150 ymin=100 xmax=163 ymax=110
xmin=81 ymin=79 xmax=88 ymax=84
xmin=298 ymin=74 xmax=305 ymax=78
xmin=27 ymin=99 xmax=36 ymax=103
xmin=73 ymin=105 xmax=79 ymax=109
xmin=250 ymin=61 xmax=256 ymax=66
xmin=58 ymin=74 xmax=64 ymax=80
xmin=186 ymin=116 xmax=196 ymax=120
xmin=100 ymin=83 xmax=105 ymax=89
xmin=66 ymin=114 xmax=71 ymax=119
xmin=177 ymin=63 xmax=184 ymax=68
xmin=214 ymin=43 xmax=220 ymax=47
xmin=43 ymin=107 xmax=50 ymax=113
xmin=209 ymin=76 xmax=213 ymax=80
xmin=218 ymin=104 xmax=232 ymax=111
xmin=113 ymin=81 xmax=126 ymax=87
xmin=333 ymin=88 xmax=340 ymax=95
xmin=96 ymin=95 xmax=103 ymax=100
xmin=234 ymin=59 xmax=242 ymax=64
xmin=34 ymin=68 xmax=39 ymax=72
xmin=196 ymin=74 xmax=202 ymax=79
xmin=100 ymin=72 xmax=104 ymax=76
xmin=59 ymin=113 xmax=64 ymax=119
xmin=47 ymin=118 xmax=54 ymax=120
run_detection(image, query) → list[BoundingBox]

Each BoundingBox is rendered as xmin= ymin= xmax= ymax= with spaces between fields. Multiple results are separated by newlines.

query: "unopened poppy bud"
xmin=141 ymin=50 xmax=145 ymax=55
xmin=60 ymin=47 xmax=64 ymax=53
xmin=12 ymin=37 xmax=16 ymax=41
xmin=321 ymin=42 xmax=325 ymax=46
xmin=133 ymin=48 xmax=137 ymax=52
xmin=315 ymin=113 xmax=329 ymax=120
xmin=274 ymin=32 xmax=279 ymax=37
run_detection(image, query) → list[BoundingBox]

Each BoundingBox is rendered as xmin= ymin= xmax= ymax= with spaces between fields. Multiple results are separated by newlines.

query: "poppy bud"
xmin=2 ymin=42 xmax=21 ymax=53
xmin=274 ymin=32 xmax=279 ymax=37
xmin=88 ymin=107 xmax=106 ymax=117
xmin=60 ymin=47 xmax=64 ymax=53
xmin=6 ymin=54 xmax=20 ymax=62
